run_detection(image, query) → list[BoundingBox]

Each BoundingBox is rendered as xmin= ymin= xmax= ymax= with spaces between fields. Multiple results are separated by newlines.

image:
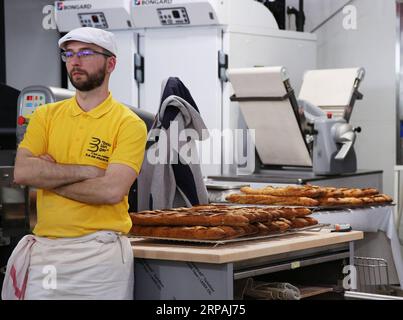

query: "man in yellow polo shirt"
xmin=2 ymin=27 xmax=147 ymax=300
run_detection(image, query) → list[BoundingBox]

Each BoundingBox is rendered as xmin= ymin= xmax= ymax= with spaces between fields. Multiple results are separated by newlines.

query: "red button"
xmin=327 ymin=112 xmax=333 ymax=119
xmin=17 ymin=116 xmax=26 ymax=125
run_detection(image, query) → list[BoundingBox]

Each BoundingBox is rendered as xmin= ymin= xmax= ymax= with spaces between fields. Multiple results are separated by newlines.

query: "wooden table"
xmin=132 ymin=230 xmax=363 ymax=300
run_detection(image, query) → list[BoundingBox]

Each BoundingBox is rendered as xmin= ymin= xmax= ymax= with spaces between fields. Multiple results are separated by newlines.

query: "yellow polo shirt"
xmin=19 ymin=93 xmax=147 ymax=238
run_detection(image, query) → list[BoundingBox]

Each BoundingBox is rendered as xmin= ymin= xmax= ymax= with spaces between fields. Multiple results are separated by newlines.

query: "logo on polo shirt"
xmin=86 ymin=137 xmax=111 ymax=162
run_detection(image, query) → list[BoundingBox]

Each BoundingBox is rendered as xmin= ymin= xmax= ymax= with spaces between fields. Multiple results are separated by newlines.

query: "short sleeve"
xmin=109 ymin=118 xmax=147 ymax=175
xmin=18 ymin=107 xmax=48 ymax=156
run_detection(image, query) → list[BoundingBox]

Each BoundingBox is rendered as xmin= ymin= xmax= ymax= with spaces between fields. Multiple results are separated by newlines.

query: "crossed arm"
xmin=14 ymin=148 xmax=138 ymax=205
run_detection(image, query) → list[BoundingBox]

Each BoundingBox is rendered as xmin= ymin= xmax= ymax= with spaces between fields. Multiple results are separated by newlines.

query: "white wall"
xmin=304 ymin=0 xmax=397 ymax=195
xmin=5 ymin=0 xmax=61 ymax=90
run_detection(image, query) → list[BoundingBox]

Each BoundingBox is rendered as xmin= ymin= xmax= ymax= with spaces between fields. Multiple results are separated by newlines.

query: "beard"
xmin=68 ymin=62 xmax=107 ymax=92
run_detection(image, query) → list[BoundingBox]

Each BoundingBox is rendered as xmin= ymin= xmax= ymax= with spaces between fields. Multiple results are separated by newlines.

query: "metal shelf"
xmin=234 ymin=251 xmax=349 ymax=280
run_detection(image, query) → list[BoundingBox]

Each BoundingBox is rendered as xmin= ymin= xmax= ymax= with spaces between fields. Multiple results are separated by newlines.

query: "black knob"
xmin=354 ymin=127 xmax=362 ymax=133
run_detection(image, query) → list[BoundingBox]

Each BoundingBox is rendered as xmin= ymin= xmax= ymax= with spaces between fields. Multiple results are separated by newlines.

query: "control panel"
xmin=16 ymin=86 xmax=75 ymax=144
xmin=157 ymin=7 xmax=189 ymax=25
xmin=78 ymin=12 xmax=109 ymax=28
xmin=54 ymin=0 xmax=133 ymax=32
xmin=17 ymin=92 xmax=46 ymax=128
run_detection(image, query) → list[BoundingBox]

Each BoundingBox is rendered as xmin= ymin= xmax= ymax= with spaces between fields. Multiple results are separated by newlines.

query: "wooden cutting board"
xmin=131 ymin=230 xmax=363 ymax=264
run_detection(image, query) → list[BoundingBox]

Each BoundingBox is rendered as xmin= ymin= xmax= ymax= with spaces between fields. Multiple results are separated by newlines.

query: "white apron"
xmin=2 ymin=231 xmax=134 ymax=300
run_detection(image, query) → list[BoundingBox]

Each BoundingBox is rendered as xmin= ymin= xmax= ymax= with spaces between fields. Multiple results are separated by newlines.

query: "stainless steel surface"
xmin=205 ymin=182 xmax=250 ymax=190
xmin=345 ymin=291 xmax=403 ymax=300
xmin=208 ymin=169 xmax=383 ymax=190
xmin=334 ymin=123 xmax=356 ymax=160
xmin=233 ymin=251 xmax=349 ymax=280
xmin=233 ymin=242 xmax=349 ymax=270
xmin=0 ymin=166 xmax=30 ymax=238
xmin=206 ymin=181 xmax=250 ymax=203
xmin=312 ymin=203 xmax=395 ymax=212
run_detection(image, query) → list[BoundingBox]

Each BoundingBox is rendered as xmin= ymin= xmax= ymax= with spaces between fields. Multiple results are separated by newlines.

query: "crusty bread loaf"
xmin=229 ymin=208 xmax=273 ymax=223
xmin=253 ymin=222 xmax=271 ymax=235
xmin=337 ymin=188 xmax=379 ymax=198
xmin=290 ymin=217 xmax=310 ymax=228
xmin=290 ymin=216 xmax=318 ymax=228
xmin=239 ymin=224 xmax=260 ymax=237
xmin=131 ymin=225 xmax=244 ymax=240
xmin=318 ymin=197 xmax=364 ymax=206
xmin=370 ymin=194 xmax=393 ymax=203
xmin=131 ymin=211 xmax=250 ymax=227
xmin=265 ymin=207 xmax=312 ymax=219
xmin=225 ymin=194 xmax=319 ymax=206
xmin=303 ymin=216 xmax=318 ymax=226
xmin=262 ymin=220 xmax=291 ymax=232
xmin=130 ymin=204 xmax=319 ymax=240
xmin=236 ymin=185 xmax=386 ymax=203
xmin=240 ymin=186 xmax=325 ymax=198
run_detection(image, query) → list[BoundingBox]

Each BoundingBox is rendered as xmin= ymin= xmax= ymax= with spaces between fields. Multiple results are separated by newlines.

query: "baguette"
xmin=338 ymin=188 xmax=379 ymax=198
xmin=303 ymin=216 xmax=318 ymax=226
xmin=262 ymin=220 xmax=291 ymax=232
xmin=369 ymin=194 xmax=393 ymax=203
xmin=229 ymin=208 xmax=273 ymax=223
xmin=131 ymin=225 xmax=244 ymax=240
xmin=318 ymin=197 xmax=364 ymax=206
xmin=239 ymin=224 xmax=260 ymax=237
xmin=225 ymin=194 xmax=319 ymax=206
xmin=290 ymin=216 xmax=318 ymax=228
xmin=240 ymin=186 xmax=325 ymax=198
xmin=265 ymin=207 xmax=312 ymax=219
xmin=290 ymin=217 xmax=310 ymax=228
xmin=253 ymin=222 xmax=271 ymax=235
xmin=131 ymin=211 xmax=249 ymax=227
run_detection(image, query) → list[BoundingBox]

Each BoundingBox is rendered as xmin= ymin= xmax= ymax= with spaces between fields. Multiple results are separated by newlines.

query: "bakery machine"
xmin=1 ymin=86 xmax=74 ymax=240
xmin=1 ymin=86 xmax=75 ymax=284
xmin=207 ymin=66 xmax=383 ymax=196
xmin=54 ymin=0 xmax=317 ymax=177
xmin=0 ymin=83 xmax=21 ymax=270
xmin=17 ymin=86 xmax=75 ymax=144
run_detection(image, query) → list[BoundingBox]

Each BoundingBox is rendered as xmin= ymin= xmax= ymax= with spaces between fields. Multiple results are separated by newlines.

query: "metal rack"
xmin=354 ymin=256 xmax=393 ymax=295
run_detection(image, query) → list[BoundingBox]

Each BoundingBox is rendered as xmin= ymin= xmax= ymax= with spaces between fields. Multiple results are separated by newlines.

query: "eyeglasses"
xmin=61 ymin=49 xmax=112 ymax=62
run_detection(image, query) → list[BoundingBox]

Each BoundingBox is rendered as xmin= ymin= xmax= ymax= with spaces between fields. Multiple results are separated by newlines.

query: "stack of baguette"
xmin=129 ymin=205 xmax=318 ymax=241
xmin=225 ymin=185 xmax=393 ymax=207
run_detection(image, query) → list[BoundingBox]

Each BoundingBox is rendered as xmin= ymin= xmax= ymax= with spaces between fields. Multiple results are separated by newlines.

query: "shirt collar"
xmin=70 ymin=93 xmax=114 ymax=118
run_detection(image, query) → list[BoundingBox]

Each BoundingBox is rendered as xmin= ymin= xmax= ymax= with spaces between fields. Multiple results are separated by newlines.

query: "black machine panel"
xmin=0 ymin=83 xmax=20 ymax=150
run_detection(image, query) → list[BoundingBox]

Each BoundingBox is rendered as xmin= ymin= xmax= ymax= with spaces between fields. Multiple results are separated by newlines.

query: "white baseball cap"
xmin=58 ymin=27 xmax=118 ymax=56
